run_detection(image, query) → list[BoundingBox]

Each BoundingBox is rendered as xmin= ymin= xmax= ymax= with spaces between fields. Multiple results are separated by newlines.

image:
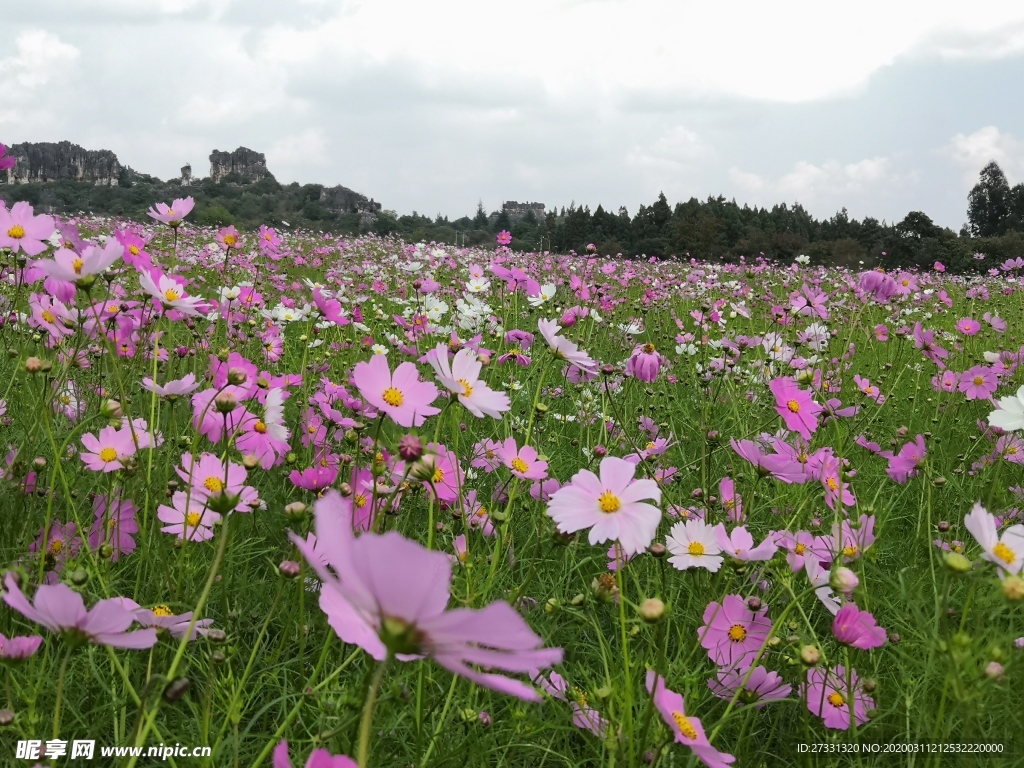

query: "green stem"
xmin=357 ymin=656 xmax=391 ymax=768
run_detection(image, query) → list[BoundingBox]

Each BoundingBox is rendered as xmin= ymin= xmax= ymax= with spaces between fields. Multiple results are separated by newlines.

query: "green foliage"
xmin=196 ymin=203 xmax=235 ymax=227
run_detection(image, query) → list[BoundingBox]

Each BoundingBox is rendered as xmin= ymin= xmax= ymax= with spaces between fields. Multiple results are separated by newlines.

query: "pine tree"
xmin=967 ymin=161 xmax=1011 ymax=237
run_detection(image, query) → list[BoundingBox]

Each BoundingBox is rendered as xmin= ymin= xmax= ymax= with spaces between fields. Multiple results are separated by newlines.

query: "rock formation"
xmin=319 ymin=184 xmax=382 ymax=214
xmin=180 ymin=163 xmax=192 ymax=186
xmin=1 ymin=141 xmax=122 ymax=185
xmin=209 ymin=147 xmax=268 ymax=183
xmin=502 ymin=200 xmax=545 ymax=223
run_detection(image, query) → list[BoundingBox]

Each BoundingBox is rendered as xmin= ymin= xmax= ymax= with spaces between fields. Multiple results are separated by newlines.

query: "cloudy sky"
xmin=4 ymin=0 xmax=1024 ymax=230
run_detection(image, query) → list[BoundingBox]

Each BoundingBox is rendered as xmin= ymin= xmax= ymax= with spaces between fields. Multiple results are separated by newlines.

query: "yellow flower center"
xmin=728 ymin=624 xmax=748 ymax=642
xmin=511 ymin=457 xmax=529 ymax=474
xmin=265 ymin=233 xmax=273 ymax=241
xmin=354 ymin=493 xmax=367 ymax=508
xmin=642 ymin=343 xmax=656 ymax=354
xmin=646 ymin=441 xmax=656 ymax=451
xmin=843 ymin=545 xmax=858 ymax=557
xmin=458 ymin=378 xmax=473 ymax=397
xmin=598 ymin=491 xmax=621 ymax=513
xmin=129 ymin=244 xmax=140 ymax=255
xmin=432 ymin=468 xmax=445 ymax=484
xmin=827 ymin=692 xmax=846 ymax=707
xmin=671 ymin=711 xmax=698 ymax=740
xmin=794 ymin=543 xmax=806 ymax=554
xmin=382 ymin=387 xmax=404 ymax=407
xmin=688 ymin=541 xmax=705 ymax=556
xmin=787 ymin=399 xmax=801 ymax=413
xmin=475 ymin=507 xmax=487 ymax=518
xmin=49 ymin=539 xmax=64 ymax=555
xmin=826 ymin=477 xmax=839 ymax=492
xmin=7 ymin=225 xmax=25 ymax=239
xmin=72 ymin=257 xmax=84 ymax=274
xmin=204 ymin=476 xmax=224 ymax=493
xmin=254 ymin=420 xmax=267 ymax=434
xmin=164 ymin=288 xmax=181 ymax=302
xmin=99 ymin=447 xmax=118 ymax=462
xmin=993 ymin=542 xmax=1016 ymax=565
xmin=223 ymin=234 xmax=237 ymax=246
xmin=572 ymin=687 xmax=589 ymax=708
xmin=41 ymin=310 xmax=56 ymax=323
xmin=152 ymin=604 xmax=173 ymax=617
xmin=186 ymin=511 xmax=202 ymax=527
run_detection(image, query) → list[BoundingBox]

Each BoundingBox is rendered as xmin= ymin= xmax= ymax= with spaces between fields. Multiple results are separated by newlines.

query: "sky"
xmin=4 ymin=0 xmax=1024 ymax=230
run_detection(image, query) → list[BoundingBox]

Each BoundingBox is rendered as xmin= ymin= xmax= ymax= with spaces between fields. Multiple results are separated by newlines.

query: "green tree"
xmin=967 ymin=161 xmax=1011 ymax=237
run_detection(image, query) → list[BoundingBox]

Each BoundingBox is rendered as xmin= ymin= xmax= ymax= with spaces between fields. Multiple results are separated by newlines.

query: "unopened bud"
xmin=944 ymin=551 xmax=973 ymax=574
xmin=1003 ymin=575 xmax=1024 ymax=601
xmin=241 ymin=454 xmax=260 ymax=469
xmin=410 ymin=454 xmax=439 ymax=482
xmin=648 ymin=542 xmax=667 ymax=558
xmin=592 ymin=445 xmax=607 ymax=459
xmin=398 ymin=434 xmax=423 ymax=462
xmin=284 ymin=501 xmax=307 ymax=520
xmin=163 ymin=677 xmax=191 ymax=703
xmin=69 ymin=568 xmax=88 ymax=586
xmin=279 ymin=560 xmax=301 ymax=579
xmin=207 ymin=629 xmax=227 ymax=644
xmin=985 ymin=661 xmax=1005 ymax=681
xmin=746 ymin=596 xmax=763 ymax=612
xmin=24 ymin=357 xmax=43 ymax=374
xmin=937 ymin=521 xmax=950 ymax=533
xmin=800 ymin=645 xmax=820 ymax=666
xmin=640 ymin=598 xmax=665 ymax=623
xmin=0 ymin=709 xmax=13 ymax=727
xmin=830 ymin=566 xmax=859 ymax=594
xmin=101 ymin=399 xmax=123 ymax=419
xmin=227 ymin=367 xmax=248 ymax=386
xmin=214 ymin=391 xmax=238 ymax=413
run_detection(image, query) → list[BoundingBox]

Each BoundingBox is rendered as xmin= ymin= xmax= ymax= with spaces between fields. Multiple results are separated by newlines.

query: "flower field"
xmin=0 ymin=192 xmax=1022 ymax=767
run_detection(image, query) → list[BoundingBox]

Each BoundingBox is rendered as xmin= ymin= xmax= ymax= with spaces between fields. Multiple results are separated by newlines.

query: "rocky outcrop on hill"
xmin=1 ymin=141 xmax=122 ymax=185
xmin=209 ymin=147 xmax=268 ymax=183
xmin=320 ymin=184 xmax=381 ymax=214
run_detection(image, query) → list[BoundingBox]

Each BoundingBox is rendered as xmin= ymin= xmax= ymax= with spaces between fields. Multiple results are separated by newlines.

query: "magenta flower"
xmin=176 ymin=452 xmax=258 ymax=513
xmin=776 ymin=530 xmax=815 ymax=572
xmin=2 ymin=574 xmax=157 ymax=649
xmin=718 ymin=476 xmax=744 ymax=522
xmin=147 ymin=197 xmax=195 ymax=227
xmin=769 ymin=377 xmax=822 ymax=440
xmin=273 ymin=741 xmax=355 ymax=768
xmin=708 ymin=665 xmax=792 ymax=708
xmin=802 ymin=665 xmax=873 ymax=730
xmin=289 ymin=464 xmax=339 ymax=494
xmin=216 ymin=225 xmax=243 ymax=250
xmin=0 ymin=142 xmax=16 ymax=171
xmin=532 ymin=669 xmax=609 ymax=736
xmin=33 ymin=239 xmax=123 ymax=285
xmin=832 ymin=603 xmax=886 ymax=650
xmin=546 ymin=456 xmax=662 ymax=556
xmin=292 ymin=491 xmax=562 ymax=700
xmin=913 ymin=322 xmax=949 ymax=367
xmin=858 ymin=270 xmax=896 ymax=302
xmin=0 ymin=201 xmax=55 ymax=256
xmin=352 ymin=353 xmax=440 ymax=428
xmin=496 ymin=230 xmax=512 ymax=245
xmin=142 ymin=373 xmax=201 ymax=399
xmin=496 ymin=437 xmax=549 ymax=480
xmin=89 ymin=495 xmax=138 ymax=561
xmin=885 ymin=434 xmax=926 ymax=483
xmin=0 ymin=632 xmax=43 ymax=661
xmin=140 ymin=270 xmax=207 ymax=316
xmin=730 ymin=439 xmax=805 ymax=484
xmin=626 ymin=343 xmax=663 ymax=382
xmin=110 ymin=598 xmax=212 ymax=641
xmin=646 ymin=671 xmax=735 ymax=767
xmin=699 ymin=594 xmax=772 ymax=667
xmin=959 ymin=365 xmax=998 ymax=400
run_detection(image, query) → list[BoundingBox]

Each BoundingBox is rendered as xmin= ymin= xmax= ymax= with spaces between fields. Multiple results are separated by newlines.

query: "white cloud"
xmin=0 ymin=30 xmax=79 ymax=124
xmin=945 ymin=126 xmax=1024 ymax=187
xmin=626 ymin=126 xmax=712 ymax=168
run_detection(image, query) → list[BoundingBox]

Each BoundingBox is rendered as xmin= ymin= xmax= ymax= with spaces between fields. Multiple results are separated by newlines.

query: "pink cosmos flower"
xmin=646 ymin=671 xmax=735 ymax=768
xmin=964 ymin=502 xmax=1024 ymax=575
xmin=496 ymin=437 xmax=549 ymax=480
xmin=546 ymin=456 xmax=662 ymax=557
xmin=32 ymin=239 xmax=123 ymax=284
xmin=957 ymin=317 xmax=981 ymax=336
xmin=885 ymin=434 xmax=926 ymax=483
xmin=769 ymin=377 xmax=822 ymax=440
xmin=718 ymin=476 xmax=744 ymax=522
xmin=111 ymin=598 xmax=212 ymax=641
xmin=913 ymin=322 xmax=949 ymax=367
xmin=708 ymin=665 xmax=792 ymax=708
xmin=216 ymin=225 xmax=243 ymax=250
xmin=730 ymin=439 xmax=805 ymax=484
xmin=0 ymin=633 xmax=43 ymax=660
xmin=147 ymin=197 xmax=195 ymax=227
xmin=715 ymin=525 xmax=777 ymax=562
xmin=858 ymin=271 xmax=896 ymax=302
xmin=532 ymin=669 xmax=608 ymax=736
xmin=832 ymin=603 xmax=886 ymax=650
xmin=140 ymin=270 xmax=207 ymax=316
xmin=775 ymin=530 xmax=815 ymax=572
xmin=626 ymin=343 xmax=664 ymax=382
xmin=289 ymin=464 xmax=339 ymax=494
xmin=0 ymin=142 xmax=16 ymax=170
xmin=28 ymin=293 xmax=75 ymax=344
xmin=802 ymin=665 xmax=873 ymax=730
xmin=427 ymin=343 xmax=509 ymax=419
xmin=699 ymin=594 xmax=772 ymax=668
xmin=0 ymin=201 xmax=55 ymax=256
xmin=81 ymin=424 xmax=138 ymax=472
xmin=291 ymin=491 xmax=562 ymax=700
xmin=853 ymin=374 xmax=884 ymax=403
xmin=873 ymin=324 xmax=888 ymax=341
xmin=352 ymin=353 xmax=440 ymax=428
xmin=2 ymin=574 xmax=157 ymax=649
xmin=176 ymin=452 xmax=258 ymax=513
xmin=496 ymin=230 xmax=512 ymax=245
xmin=666 ymin=518 xmax=724 ymax=572
xmin=959 ymin=365 xmax=998 ymax=400
xmin=537 ymin=318 xmax=597 ymax=373
xmin=142 ymin=373 xmax=201 ymax=399
xmin=157 ymin=491 xmax=221 ymax=541
xmin=273 ymin=741 xmax=355 ymax=768
xmin=89 ymin=495 xmax=138 ymax=561
xmin=235 ymin=388 xmax=291 ymax=469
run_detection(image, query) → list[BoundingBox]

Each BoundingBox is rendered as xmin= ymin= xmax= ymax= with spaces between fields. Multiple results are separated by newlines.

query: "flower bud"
xmin=398 ymin=434 xmax=423 ymax=462
xmin=284 ymin=501 xmax=307 ymax=520
xmin=1002 ymin=575 xmax=1024 ymax=601
xmin=985 ymin=661 xmax=1005 ymax=681
xmin=163 ymin=677 xmax=191 ymax=703
xmin=100 ymin=399 xmax=123 ymax=419
xmin=937 ymin=521 xmax=950 ymax=533
xmin=648 ymin=542 xmax=667 ymax=558
xmin=410 ymin=454 xmax=439 ymax=482
xmin=746 ymin=596 xmax=763 ymax=612
xmin=279 ymin=560 xmax=301 ymax=579
xmin=799 ymin=645 xmax=820 ymax=666
xmin=241 ymin=454 xmax=260 ymax=469
xmin=214 ymin=391 xmax=238 ymax=413
xmin=0 ymin=709 xmax=14 ymax=726
xmin=640 ymin=598 xmax=665 ymax=623
xmin=207 ymin=629 xmax=227 ymax=644
xmin=24 ymin=357 xmax=43 ymax=374
xmin=227 ymin=367 xmax=248 ymax=386
xmin=944 ymin=551 xmax=973 ymax=574
xmin=69 ymin=568 xmax=88 ymax=587
xmin=592 ymin=445 xmax=607 ymax=459
xmin=830 ymin=566 xmax=859 ymax=594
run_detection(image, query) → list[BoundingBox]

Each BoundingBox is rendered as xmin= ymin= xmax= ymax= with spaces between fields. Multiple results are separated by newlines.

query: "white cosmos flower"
xmin=371 ymin=344 xmax=388 ymax=355
xmin=964 ymin=502 xmax=1024 ymax=574
xmin=989 ymin=386 xmax=1024 ymax=433
xmin=666 ymin=518 xmax=723 ymax=572
xmin=466 ymin=278 xmax=491 ymax=293
xmin=527 ymin=283 xmax=556 ymax=307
